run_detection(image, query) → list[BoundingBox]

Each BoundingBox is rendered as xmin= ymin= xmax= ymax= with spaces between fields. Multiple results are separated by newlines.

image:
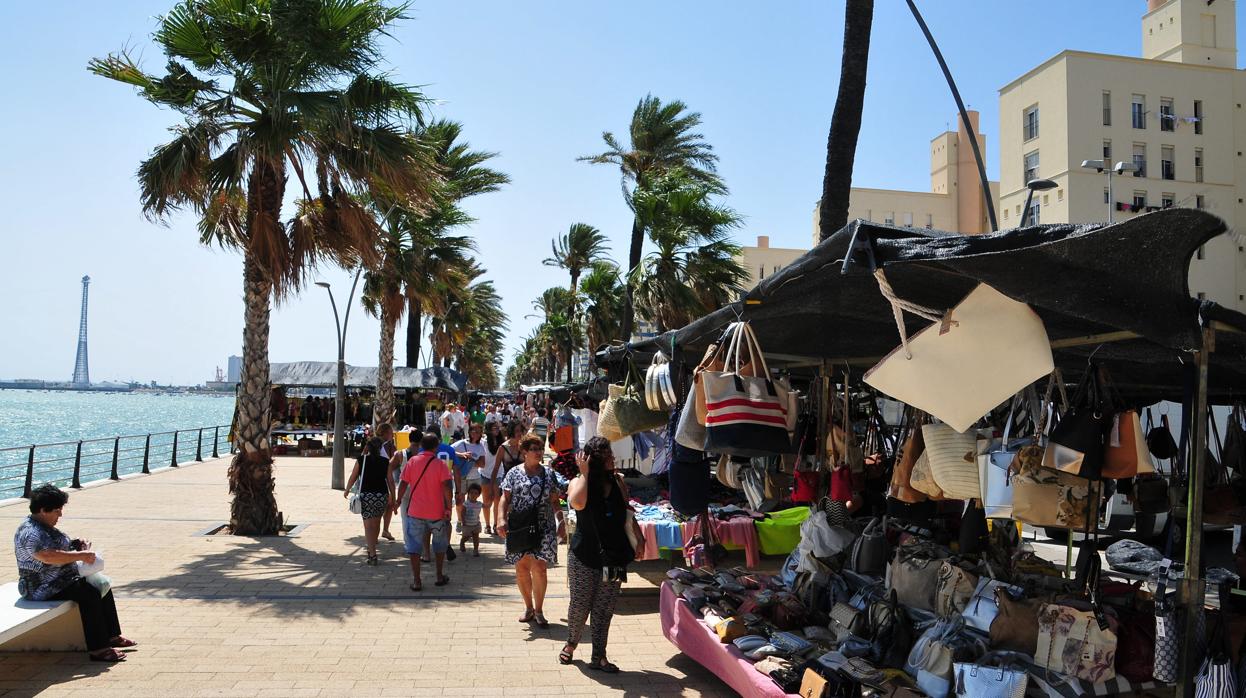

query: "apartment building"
xmin=999 ymin=0 xmax=1245 ymax=308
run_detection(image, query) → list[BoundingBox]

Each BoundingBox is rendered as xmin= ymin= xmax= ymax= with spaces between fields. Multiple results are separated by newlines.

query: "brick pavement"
xmin=0 ymin=457 xmax=736 ymax=697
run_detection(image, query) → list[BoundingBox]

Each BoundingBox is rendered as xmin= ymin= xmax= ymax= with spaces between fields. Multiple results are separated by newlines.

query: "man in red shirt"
xmin=395 ymin=432 xmax=453 ymax=591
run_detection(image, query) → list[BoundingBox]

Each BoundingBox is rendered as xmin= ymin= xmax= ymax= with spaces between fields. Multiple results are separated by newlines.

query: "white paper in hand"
xmin=76 ymin=552 xmax=105 ymax=576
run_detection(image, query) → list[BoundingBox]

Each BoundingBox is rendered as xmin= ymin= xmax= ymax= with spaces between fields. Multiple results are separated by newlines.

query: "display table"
xmin=659 ymin=582 xmax=791 ymax=698
xmin=636 ymin=518 xmax=762 ymax=566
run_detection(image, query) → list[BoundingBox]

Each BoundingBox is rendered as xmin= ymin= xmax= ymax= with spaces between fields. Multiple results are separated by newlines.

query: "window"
xmin=1103 ymin=140 xmax=1112 ymax=161
xmin=1132 ymin=94 xmax=1146 ymax=129
xmin=1133 ymin=191 xmax=1147 ymax=210
xmin=884 ymin=212 xmax=895 ymax=225
xmin=1196 ymin=194 xmax=1205 ymax=209
xmin=1194 ymin=100 xmax=1204 ymax=135
xmin=1161 ymin=145 xmax=1175 ymax=180
xmin=759 ymin=265 xmax=765 ymax=279
xmin=1023 ymin=150 xmax=1040 ymax=183
xmin=1057 ymin=189 xmax=1064 ymax=202
xmin=1162 ymin=193 xmax=1175 ymax=209
xmin=1102 ymin=91 xmax=1112 ymax=126
xmin=1160 ymin=98 xmax=1175 ymax=132
xmin=1003 ymin=209 xmax=1009 ymax=220
xmin=1028 ymin=200 xmax=1041 ymax=225
xmin=1132 ymin=143 xmax=1147 ymax=178
xmin=1195 ymin=148 xmax=1204 ymax=183
xmin=902 ymin=212 xmax=914 ymax=227
xmin=1104 ymin=188 xmax=1111 ymax=204
xmin=925 ymin=213 xmax=933 ymax=229
xmin=1023 ymin=105 xmax=1039 ymax=141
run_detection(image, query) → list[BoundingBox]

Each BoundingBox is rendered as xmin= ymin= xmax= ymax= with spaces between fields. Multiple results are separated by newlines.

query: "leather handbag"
xmin=1103 ymin=410 xmax=1153 ymax=478
xmin=922 ymin=423 xmax=982 ymax=500
xmin=981 ymin=400 xmax=1030 ymax=519
xmin=1132 ymin=476 xmax=1170 ymax=514
xmin=889 ymin=540 xmax=947 ymax=612
xmin=831 ymin=602 xmax=869 ymax=639
xmin=952 ymin=652 xmax=1028 ymax=698
xmin=963 ymin=577 xmax=1023 ymax=633
xmin=848 ymin=517 xmax=889 ymax=576
xmin=1010 ymin=465 xmax=1099 ymax=530
xmin=889 ymin=416 xmax=929 ymax=503
xmin=934 ymin=562 xmax=978 ymax=618
xmin=1146 ymin=409 xmax=1179 ymax=460
xmin=989 ymin=588 xmax=1041 ymax=654
xmin=864 ymin=283 xmax=1055 ymax=433
xmin=1045 ymin=367 xmax=1113 ymax=480
xmin=702 ymin=322 xmax=794 ymax=456
xmin=1035 ymin=602 xmax=1119 ymax=682
xmin=674 ymin=387 xmax=707 ymax=450
xmin=870 ymin=590 xmax=915 ymax=669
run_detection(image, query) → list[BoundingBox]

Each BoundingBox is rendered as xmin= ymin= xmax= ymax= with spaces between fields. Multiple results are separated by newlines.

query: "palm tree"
xmin=405 ymin=121 xmax=509 ymax=367
xmin=543 ymin=223 xmax=610 ymax=305
xmin=91 ymin=0 xmax=435 ymax=534
xmin=580 ymin=95 xmax=723 ymax=340
xmin=578 ymin=261 xmax=625 ymax=357
xmin=818 ymin=0 xmax=875 ymax=242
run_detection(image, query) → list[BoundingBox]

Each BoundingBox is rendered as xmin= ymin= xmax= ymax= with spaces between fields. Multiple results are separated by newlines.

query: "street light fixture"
xmin=1019 ymin=179 xmax=1059 ymax=227
xmin=1080 ymin=159 xmax=1138 ymax=224
xmin=315 ymin=271 xmax=362 ymax=490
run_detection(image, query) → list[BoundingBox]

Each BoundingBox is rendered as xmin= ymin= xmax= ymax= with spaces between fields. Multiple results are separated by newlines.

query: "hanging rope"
xmin=873 ymin=268 xmax=945 ymax=359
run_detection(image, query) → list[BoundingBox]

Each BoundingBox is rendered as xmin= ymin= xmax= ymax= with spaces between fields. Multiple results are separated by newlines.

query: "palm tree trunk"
xmin=374 ymin=303 xmax=398 ymax=429
xmin=621 ymin=216 xmax=643 ymax=340
xmin=405 ymin=296 xmax=422 ymax=368
xmin=818 ymin=0 xmax=875 ymax=243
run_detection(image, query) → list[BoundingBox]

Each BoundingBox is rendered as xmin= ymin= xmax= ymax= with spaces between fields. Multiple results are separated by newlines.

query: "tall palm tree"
xmin=543 ymin=223 xmax=610 ymax=304
xmin=578 ymin=261 xmax=625 ymax=357
xmin=405 ymin=120 xmax=509 ymax=367
xmin=580 ymin=95 xmax=723 ymax=340
xmin=91 ymin=0 xmax=436 ymax=534
xmin=818 ymin=0 xmax=875 ymax=242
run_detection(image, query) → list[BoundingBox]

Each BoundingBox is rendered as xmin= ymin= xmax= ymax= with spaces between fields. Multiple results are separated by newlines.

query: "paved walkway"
xmin=0 ymin=456 xmax=734 ymax=697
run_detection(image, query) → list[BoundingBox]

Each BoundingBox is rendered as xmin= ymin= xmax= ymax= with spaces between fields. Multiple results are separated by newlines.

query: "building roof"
xmin=269 ymin=361 xmax=467 ymax=392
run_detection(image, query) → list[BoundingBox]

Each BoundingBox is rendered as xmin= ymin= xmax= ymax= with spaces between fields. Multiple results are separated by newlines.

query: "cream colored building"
xmin=738 ymin=235 xmax=806 ymax=291
xmin=812 ymin=111 xmax=1001 ymax=245
xmin=998 ymin=0 xmax=1245 ymax=308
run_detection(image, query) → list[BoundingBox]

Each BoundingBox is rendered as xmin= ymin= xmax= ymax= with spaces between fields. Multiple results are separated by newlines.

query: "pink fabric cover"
xmin=681 ymin=517 xmax=761 ymax=567
xmin=659 ymin=582 xmax=791 ymax=698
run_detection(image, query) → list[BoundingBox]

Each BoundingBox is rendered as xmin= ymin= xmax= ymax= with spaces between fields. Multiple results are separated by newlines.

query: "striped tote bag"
xmin=703 ymin=322 xmax=793 ymax=457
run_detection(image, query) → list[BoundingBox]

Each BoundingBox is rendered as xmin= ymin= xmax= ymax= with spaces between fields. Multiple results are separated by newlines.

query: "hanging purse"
xmin=1195 ymin=585 xmax=1238 ymax=697
xmin=1103 ymin=409 xmax=1153 ymax=478
xmin=1044 ymin=366 xmax=1113 ymax=480
xmin=989 ymin=587 xmax=1041 ymax=654
xmin=981 ymin=396 xmax=1030 ymax=519
xmin=963 ymin=577 xmax=1023 ymax=634
xmin=890 ymin=410 xmax=929 ymax=504
xmin=597 ymin=383 xmax=626 ymax=442
xmin=908 ymin=448 xmax=945 ymax=499
xmin=610 ymin=359 xmax=670 ymax=437
xmin=922 ymin=423 xmax=982 ymax=501
xmin=702 ymin=322 xmax=794 ymax=456
xmin=1147 ymin=409 xmax=1179 ymax=460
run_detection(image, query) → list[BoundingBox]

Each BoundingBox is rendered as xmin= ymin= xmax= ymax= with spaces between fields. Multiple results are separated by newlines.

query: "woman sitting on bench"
xmin=13 ymin=484 xmax=136 ymax=662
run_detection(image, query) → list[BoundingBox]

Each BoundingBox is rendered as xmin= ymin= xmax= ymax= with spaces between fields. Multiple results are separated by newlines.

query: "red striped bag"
xmin=702 ymin=322 xmax=794 ymax=457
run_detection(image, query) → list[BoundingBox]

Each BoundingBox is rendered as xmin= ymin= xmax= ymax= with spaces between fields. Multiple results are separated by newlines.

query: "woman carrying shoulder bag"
xmin=343 ymin=437 xmax=395 ymax=566
xmin=498 ymin=434 xmax=561 ymax=628
xmin=489 ymin=421 xmax=526 ymax=535
xmin=558 ymin=437 xmax=643 ymax=673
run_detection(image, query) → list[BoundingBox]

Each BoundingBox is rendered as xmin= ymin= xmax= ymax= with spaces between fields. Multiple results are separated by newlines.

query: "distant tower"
xmin=72 ymin=276 xmax=90 ymax=386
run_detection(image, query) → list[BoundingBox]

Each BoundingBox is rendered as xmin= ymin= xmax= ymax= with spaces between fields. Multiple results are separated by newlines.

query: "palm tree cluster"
xmin=507 ymin=95 xmax=747 ymax=389
xmin=93 ymin=0 xmax=507 ymax=534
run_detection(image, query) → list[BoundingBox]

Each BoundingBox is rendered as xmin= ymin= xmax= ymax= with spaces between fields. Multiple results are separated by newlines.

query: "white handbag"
xmin=864 ymin=283 xmax=1054 ymax=433
xmin=922 ymin=423 xmax=982 ymax=501
xmin=962 ymin=577 xmax=1022 ymax=633
xmin=979 ymin=401 xmax=1029 ymax=519
xmin=674 ymin=387 xmax=707 ymax=450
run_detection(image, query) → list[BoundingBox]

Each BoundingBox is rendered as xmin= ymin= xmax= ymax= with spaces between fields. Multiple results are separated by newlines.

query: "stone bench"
xmin=0 ymin=582 xmax=85 ymax=651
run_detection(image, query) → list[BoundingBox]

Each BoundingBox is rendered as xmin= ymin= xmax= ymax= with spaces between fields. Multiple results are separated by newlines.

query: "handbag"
xmin=934 ymin=561 xmax=978 ymax=618
xmin=1132 ymin=476 xmax=1170 ymax=514
xmin=958 ymin=500 xmax=989 ymax=555
xmin=610 ymin=360 xmax=670 ymax=438
xmin=1153 ymin=578 xmax=1179 ymax=682
xmin=889 ymin=540 xmax=947 ymax=612
xmin=1045 ymin=367 xmax=1113 ymax=480
xmin=908 ymin=449 xmax=945 ymax=499
xmin=981 ymin=397 xmax=1030 ymax=519
xmin=849 ymin=517 xmax=889 ymax=576
xmin=864 ymin=282 xmax=1054 ymax=433
xmin=694 ymin=323 xmax=753 ymax=425
xmin=905 ymin=617 xmax=986 ymax=698
xmin=890 ymin=413 xmax=929 ymax=503
xmin=963 ymin=577 xmax=1023 ymax=634
xmin=1035 ymin=602 xmax=1119 ymax=682
xmin=989 ymin=587 xmax=1041 ymax=654
xmin=674 ymin=386 xmax=707 ymax=451
xmin=598 ymin=383 xmax=626 ymax=442
xmin=505 ymin=468 xmax=549 ymax=555
xmin=702 ymin=322 xmax=794 ymax=456
xmin=1010 ymin=465 xmax=1099 ymax=530
xmin=831 ymin=602 xmax=869 ymax=639
xmin=348 ymin=456 xmax=366 ymax=514
xmin=1147 ymin=409 xmax=1179 ymax=460
xmin=624 ymin=509 xmax=643 ymax=554
xmin=922 ymin=423 xmax=981 ymax=500
xmin=870 ymin=590 xmax=915 ymax=669
xmin=1196 ymin=585 xmax=1238 ymax=698
xmin=952 ymin=652 xmax=1028 ymax=698
xmin=792 ymin=468 xmax=819 ymax=503
xmin=1104 ymin=410 xmax=1153 ymax=478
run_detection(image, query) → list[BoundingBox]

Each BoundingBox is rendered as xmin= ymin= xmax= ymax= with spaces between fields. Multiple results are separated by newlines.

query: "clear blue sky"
xmin=0 ymin=1 xmax=1232 ymax=385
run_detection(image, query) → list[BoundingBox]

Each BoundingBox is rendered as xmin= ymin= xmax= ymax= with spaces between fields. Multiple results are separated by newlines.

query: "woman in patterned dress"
xmin=344 ymin=437 xmax=395 ymax=565
xmin=498 ymin=433 xmax=561 ymax=628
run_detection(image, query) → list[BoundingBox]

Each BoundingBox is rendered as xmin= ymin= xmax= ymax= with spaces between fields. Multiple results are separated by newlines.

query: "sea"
xmin=0 ymin=390 xmax=235 ymax=499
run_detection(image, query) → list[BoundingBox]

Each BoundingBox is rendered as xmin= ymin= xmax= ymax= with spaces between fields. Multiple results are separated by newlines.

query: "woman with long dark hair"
xmin=487 ymin=420 xmax=525 ymax=535
xmin=344 ymin=437 xmax=395 ymax=565
xmin=558 ymin=437 xmax=642 ymax=672
xmin=480 ymin=420 xmax=505 ymax=534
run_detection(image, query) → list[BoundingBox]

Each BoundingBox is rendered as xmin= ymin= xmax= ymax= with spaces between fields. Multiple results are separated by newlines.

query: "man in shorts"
xmin=395 ymin=432 xmax=452 ymax=591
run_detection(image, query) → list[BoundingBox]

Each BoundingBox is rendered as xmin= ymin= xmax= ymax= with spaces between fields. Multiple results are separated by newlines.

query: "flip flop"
xmin=434 ymin=576 xmax=450 ymax=587
xmin=518 ymin=609 xmax=535 ymax=623
xmin=381 ymin=532 xmax=395 ymax=541
xmin=588 ymin=658 xmax=619 ymax=674
xmin=89 ymin=649 xmax=126 ymax=663
xmin=409 ymin=582 xmax=423 ymax=592
xmin=109 ymin=637 xmax=138 ymax=649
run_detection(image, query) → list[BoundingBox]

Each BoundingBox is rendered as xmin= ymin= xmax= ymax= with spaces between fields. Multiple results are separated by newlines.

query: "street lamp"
xmin=316 ymin=269 xmax=362 ymax=490
xmin=1019 ymin=179 xmax=1059 ymax=227
xmin=1080 ymin=160 xmax=1138 ymax=224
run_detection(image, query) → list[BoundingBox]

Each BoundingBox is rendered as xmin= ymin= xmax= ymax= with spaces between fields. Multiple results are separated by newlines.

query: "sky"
xmin=0 ymin=0 xmax=1234 ymax=385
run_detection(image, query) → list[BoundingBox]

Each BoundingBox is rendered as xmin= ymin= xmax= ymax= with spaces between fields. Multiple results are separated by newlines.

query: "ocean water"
xmin=0 ymin=390 xmax=236 ymax=498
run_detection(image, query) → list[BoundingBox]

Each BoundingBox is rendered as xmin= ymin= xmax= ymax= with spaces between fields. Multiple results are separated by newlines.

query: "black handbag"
xmin=1146 ymin=409 xmax=1179 ymax=461
xmin=1132 ymin=476 xmax=1170 ymax=514
xmin=505 ymin=469 xmax=548 ymax=555
xmin=1047 ymin=367 xmax=1114 ymax=479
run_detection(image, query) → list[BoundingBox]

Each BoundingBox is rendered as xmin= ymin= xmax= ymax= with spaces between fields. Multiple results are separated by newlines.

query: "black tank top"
xmin=358 ymin=454 xmax=390 ymax=493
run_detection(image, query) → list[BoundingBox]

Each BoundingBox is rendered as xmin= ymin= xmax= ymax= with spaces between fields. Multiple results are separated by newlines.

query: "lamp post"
xmin=316 ymin=269 xmax=362 ymax=490
xmin=1019 ymin=179 xmax=1059 ymax=227
xmin=1080 ymin=160 xmax=1138 ymax=223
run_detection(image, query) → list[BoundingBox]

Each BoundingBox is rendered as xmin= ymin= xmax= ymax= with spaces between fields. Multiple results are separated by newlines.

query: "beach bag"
xmin=952 ymin=652 xmax=1028 ymax=698
xmin=1104 ymin=410 xmax=1153 ymax=478
xmin=674 ymin=387 xmax=707 ymax=451
xmin=922 ymin=423 xmax=981 ymax=500
xmin=848 ymin=517 xmax=889 ymax=577
xmin=1147 ymin=409 xmax=1179 ymax=460
xmin=1035 ymin=602 xmax=1119 ymax=682
xmin=990 ymin=588 xmax=1041 ymax=654
xmin=934 ymin=562 xmax=978 ymax=618
xmin=963 ymin=577 xmax=1023 ymax=634
xmin=890 ymin=416 xmax=929 ymax=503
xmin=908 ymin=449 xmax=945 ymax=499
xmin=610 ymin=361 xmax=669 ymax=438
xmin=864 ymin=282 xmax=1054 ymax=433
xmin=702 ymin=322 xmax=793 ymax=456
xmin=694 ymin=323 xmax=752 ymax=425
xmin=1045 ymin=368 xmax=1113 ymax=479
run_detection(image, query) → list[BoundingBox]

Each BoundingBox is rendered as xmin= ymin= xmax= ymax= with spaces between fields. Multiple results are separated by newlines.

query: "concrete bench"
xmin=0 ymin=582 xmax=85 ymax=651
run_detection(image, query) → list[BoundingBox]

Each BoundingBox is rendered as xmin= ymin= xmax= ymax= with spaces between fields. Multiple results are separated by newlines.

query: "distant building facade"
xmin=226 ymin=355 xmax=242 ymax=384
xmin=998 ymin=0 xmax=1244 ymax=308
xmin=738 ymin=235 xmax=806 ymax=292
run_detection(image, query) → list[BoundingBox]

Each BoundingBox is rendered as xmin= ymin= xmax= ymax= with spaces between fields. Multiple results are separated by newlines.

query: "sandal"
xmin=588 ymin=657 xmax=619 ymax=674
xmin=109 ymin=636 xmax=138 ymax=649
xmin=409 ymin=582 xmax=423 ymax=592
xmin=534 ymin=611 xmax=549 ymax=629
xmin=434 ymin=575 xmax=450 ymax=587
xmin=518 ymin=608 xmax=536 ymax=623
xmin=89 ymin=649 xmax=126 ymax=663
xmin=381 ymin=531 xmax=395 ymax=541
xmin=366 ymin=555 xmax=378 ymax=566
xmin=559 ymin=643 xmax=575 ymax=665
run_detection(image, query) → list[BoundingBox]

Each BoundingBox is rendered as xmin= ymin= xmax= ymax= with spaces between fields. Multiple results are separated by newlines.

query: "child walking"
xmin=461 ymin=483 xmax=484 ymax=556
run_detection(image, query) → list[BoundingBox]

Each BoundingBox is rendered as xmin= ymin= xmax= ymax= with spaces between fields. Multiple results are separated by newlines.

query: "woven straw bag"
xmin=922 ymin=423 xmax=981 ymax=500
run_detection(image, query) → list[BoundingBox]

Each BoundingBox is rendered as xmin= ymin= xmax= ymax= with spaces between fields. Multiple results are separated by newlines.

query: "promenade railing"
xmin=0 ymin=425 xmax=234 ymax=500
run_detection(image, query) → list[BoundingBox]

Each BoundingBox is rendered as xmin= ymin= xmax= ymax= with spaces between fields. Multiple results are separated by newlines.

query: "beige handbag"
xmin=1010 ymin=467 xmax=1099 ymax=530
xmin=1035 ymin=603 xmax=1118 ymax=682
xmin=934 ymin=562 xmax=978 ymax=618
xmin=922 ymin=423 xmax=981 ymax=500
xmin=864 ymin=283 xmax=1054 ymax=433
xmin=694 ymin=322 xmax=753 ymax=425
xmin=598 ymin=384 xmax=625 ymax=442
xmin=908 ymin=450 xmax=944 ymax=499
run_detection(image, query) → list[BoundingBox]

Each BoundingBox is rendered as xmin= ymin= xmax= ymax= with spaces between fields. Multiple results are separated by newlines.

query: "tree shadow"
xmin=0 ymin=652 xmax=114 ymax=697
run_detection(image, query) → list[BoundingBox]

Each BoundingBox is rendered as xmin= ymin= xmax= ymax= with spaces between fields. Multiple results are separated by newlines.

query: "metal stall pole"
xmin=1177 ymin=324 xmax=1213 ymax=696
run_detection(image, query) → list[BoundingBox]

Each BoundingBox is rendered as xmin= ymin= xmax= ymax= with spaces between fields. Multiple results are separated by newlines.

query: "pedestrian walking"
xmin=498 ymin=434 xmax=561 ymax=628
xmin=559 ymin=437 xmax=641 ymax=672
xmin=343 ymin=436 xmax=394 ymax=565
xmin=395 ymin=433 xmax=452 ymax=591
xmin=488 ymin=421 xmax=526 ymax=534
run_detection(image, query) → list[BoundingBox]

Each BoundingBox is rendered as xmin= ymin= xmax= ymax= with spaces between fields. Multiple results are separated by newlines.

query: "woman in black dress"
xmin=558 ymin=437 xmax=642 ymax=673
xmin=344 ymin=437 xmax=395 ymax=565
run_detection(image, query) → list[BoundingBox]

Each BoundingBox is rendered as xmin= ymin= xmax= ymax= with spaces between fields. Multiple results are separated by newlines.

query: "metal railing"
xmin=0 ymin=425 xmax=233 ymax=501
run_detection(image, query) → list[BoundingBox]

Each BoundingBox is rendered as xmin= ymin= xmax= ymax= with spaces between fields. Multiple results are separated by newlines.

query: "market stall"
xmin=595 ymin=209 xmax=1246 ymax=697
